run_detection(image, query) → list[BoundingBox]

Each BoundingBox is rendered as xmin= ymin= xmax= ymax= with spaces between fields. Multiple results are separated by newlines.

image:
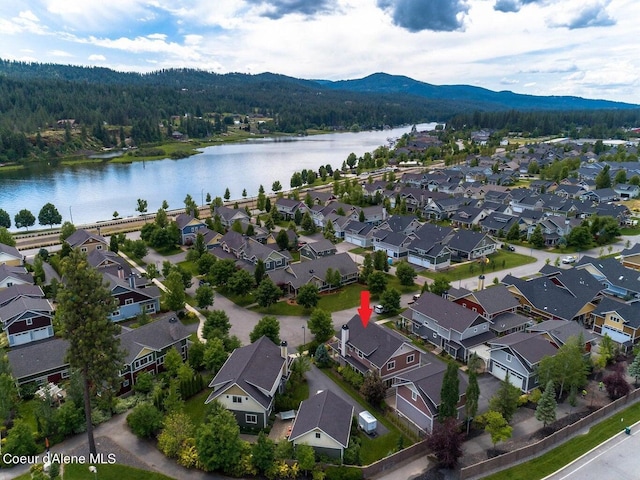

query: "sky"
xmin=0 ymin=0 xmax=639 ymax=104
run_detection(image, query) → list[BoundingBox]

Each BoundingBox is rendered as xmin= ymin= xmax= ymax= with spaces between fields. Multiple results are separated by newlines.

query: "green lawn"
xmin=483 ymin=401 xmax=640 ymax=480
xmin=176 ymin=259 xmax=199 ymax=276
xmin=184 ymin=389 xmax=211 ymax=426
xmin=13 ymin=463 xmax=175 ymax=480
xmin=349 ymin=247 xmax=372 ymax=255
xmin=218 ymin=290 xmax=255 ymax=307
xmin=251 ymin=300 xmax=306 ymax=316
xmin=420 ymin=250 xmax=537 ymax=283
xmin=386 ymin=275 xmax=420 ymax=295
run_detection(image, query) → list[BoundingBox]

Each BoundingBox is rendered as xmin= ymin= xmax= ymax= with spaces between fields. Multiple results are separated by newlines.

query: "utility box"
xmin=358 ymin=411 xmax=377 ymax=434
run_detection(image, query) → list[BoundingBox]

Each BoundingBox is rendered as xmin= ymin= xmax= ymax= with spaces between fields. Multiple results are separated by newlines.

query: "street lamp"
xmin=301 ymin=325 xmax=306 ymax=349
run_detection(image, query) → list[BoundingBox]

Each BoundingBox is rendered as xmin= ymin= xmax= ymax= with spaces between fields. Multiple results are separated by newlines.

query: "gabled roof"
xmin=445 ymin=229 xmax=493 ymax=253
xmin=409 ymin=292 xmax=485 ymax=334
xmin=0 ymin=242 xmax=22 ymax=260
xmin=528 ymin=319 xmax=599 ymax=345
xmin=395 ymin=362 xmax=468 ymax=416
xmin=591 ymin=297 xmax=640 ymax=330
xmin=502 ymin=268 xmax=603 ymax=322
xmin=65 ymin=229 xmax=107 ymax=248
xmin=576 ymin=256 xmax=640 ymax=295
xmin=491 ymin=312 xmax=533 ymax=334
xmin=289 ymin=390 xmax=353 ymax=448
xmin=0 ymin=284 xmax=44 ymax=307
xmin=381 ymin=215 xmax=419 ymax=233
xmin=0 ymin=264 xmax=34 ymax=284
xmin=118 ymin=314 xmax=190 ymax=364
xmin=489 ymin=332 xmax=557 ymax=368
xmin=8 ymin=338 xmax=70 ymax=380
xmin=0 ymin=297 xmax=53 ymax=326
xmin=207 ymin=336 xmax=286 ymax=409
xmin=462 ymin=285 xmax=520 ymax=316
xmin=346 ymin=315 xmax=415 ymax=369
xmin=304 ymin=239 xmax=337 ymax=255
xmin=102 ymin=273 xmax=161 ymax=300
xmin=269 ymin=253 xmax=358 ymax=290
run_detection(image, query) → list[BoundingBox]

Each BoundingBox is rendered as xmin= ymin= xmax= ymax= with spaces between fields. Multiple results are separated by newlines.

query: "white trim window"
xmin=245 ymin=414 xmax=257 ymax=424
xmin=387 ymin=360 xmax=395 ymax=371
xmin=133 ymin=354 xmax=154 ymax=370
xmin=411 ymin=390 xmax=417 ymax=401
xmin=232 ymin=396 xmax=243 ymax=404
xmin=407 ymin=354 xmax=415 ymax=364
xmin=125 ymin=298 xmax=134 ymax=305
xmin=506 ymin=353 xmax=512 ymax=362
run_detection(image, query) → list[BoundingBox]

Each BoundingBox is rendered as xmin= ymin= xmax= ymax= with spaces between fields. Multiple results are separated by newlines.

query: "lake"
xmin=0 ymin=123 xmax=437 ymax=229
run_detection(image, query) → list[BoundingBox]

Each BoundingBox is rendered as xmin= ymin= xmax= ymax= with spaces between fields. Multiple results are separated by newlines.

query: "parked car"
xmin=374 ymin=305 xmax=387 ymax=314
xmin=408 ymin=293 xmax=421 ymax=305
xmin=501 ymin=244 xmax=516 ymax=251
xmin=561 ymin=256 xmax=577 ymax=264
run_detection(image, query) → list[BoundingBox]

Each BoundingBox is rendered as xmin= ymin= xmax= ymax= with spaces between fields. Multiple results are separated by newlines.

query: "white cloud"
xmin=88 ymin=54 xmax=106 ymax=61
xmin=49 ymin=49 xmax=73 ymax=57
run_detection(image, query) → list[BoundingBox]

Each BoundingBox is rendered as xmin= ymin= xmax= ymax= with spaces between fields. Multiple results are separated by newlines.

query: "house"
xmin=299 ymin=239 xmax=337 ymax=261
xmin=575 ymin=256 xmax=640 ymax=300
xmin=8 ymin=338 xmax=71 ymax=387
xmin=614 ymin=184 xmax=640 ymax=200
xmin=343 ymin=220 xmax=376 ymax=247
xmin=580 ymin=188 xmax=617 ymax=203
xmin=394 ymin=361 xmax=468 ymax=435
xmin=216 ymin=231 xmax=291 ymax=272
xmin=453 ymin=285 xmax=520 ymax=320
xmin=289 ymin=390 xmax=354 ymax=460
xmin=589 ymin=298 xmax=640 ymax=351
xmin=527 ymin=217 xmax=573 ymax=247
xmin=0 ymin=295 xmax=54 ymax=347
xmin=334 ymin=315 xmax=422 ymax=385
xmin=65 ymin=229 xmax=108 ymax=253
xmin=268 ymin=253 xmax=359 ymax=295
xmin=450 ymin=207 xmax=487 ymax=229
xmin=619 ymin=243 xmax=640 ymax=270
xmin=527 ymin=319 xmax=598 ymax=351
xmin=403 ymin=292 xmax=495 ymax=361
xmin=406 ymin=227 xmax=452 ymax=271
xmin=212 ymin=205 xmax=251 ymax=229
xmin=118 ymin=314 xmax=191 ymax=394
xmin=445 ymin=230 xmax=497 ymax=261
xmin=502 ymin=267 xmax=604 ymax=326
xmin=174 ymin=213 xmax=207 ymax=245
xmin=0 ymin=284 xmax=46 ymax=308
xmin=8 ymin=314 xmax=190 ymax=390
xmin=205 ymin=337 xmax=292 ymax=428
xmin=103 ymin=272 xmax=161 ymax=322
xmin=0 ymin=265 xmax=34 ymax=289
xmin=275 ymin=198 xmax=306 ymax=220
xmin=87 ymin=249 xmax=148 ymax=286
xmin=373 ymin=231 xmax=413 ymax=260
xmin=479 ymin=212 xmax=522 ymax=237
xmin=0 ymin=243 xmax=23 ymax=266
xmin=377 ymin=215 xmax=422 ymax=236
xmin=488 ymin=332 xmax=558 ymax=392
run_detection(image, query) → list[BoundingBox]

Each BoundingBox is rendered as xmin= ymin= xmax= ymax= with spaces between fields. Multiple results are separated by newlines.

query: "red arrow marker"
xmin=358 ymin=291 xmax=373 ymax=328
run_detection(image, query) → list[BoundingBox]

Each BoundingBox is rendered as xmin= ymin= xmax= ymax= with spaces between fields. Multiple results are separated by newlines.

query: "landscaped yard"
xmin=420 ymin=250 xmax=537 ymax=283
xmin=13 ymin=463 xmax=175 ymax=480
xmin=184 ymin=389 xmax=210 ymax=426
xmin=349 ymin=246 xmax=372 ymax=255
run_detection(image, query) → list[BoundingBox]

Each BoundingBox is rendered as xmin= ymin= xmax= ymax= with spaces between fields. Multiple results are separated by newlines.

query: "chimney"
xmin=117 ymin=266 xmax=124 ymax=280
xmin=340 ymin=325 xmax=349 ymax=357
xmin=478 ymin=275 xmax=485 ymax=291
xmin=280 ymin=341 xmax=289 ymax=376
xmin=128 ymin=273 xmax=136 ymax=289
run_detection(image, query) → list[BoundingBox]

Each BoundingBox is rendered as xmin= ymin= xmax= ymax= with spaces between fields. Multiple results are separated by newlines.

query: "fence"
xmin=360 ymin=439 xmax=428 ymax=478
xmin=459 ymin=387 xmax=640 ymax=480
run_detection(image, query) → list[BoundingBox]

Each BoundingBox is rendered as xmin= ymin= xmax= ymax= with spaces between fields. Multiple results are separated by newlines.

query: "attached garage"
xmin=490 ymin=362 xmax=525 ymax=391
xmin=10 ymin=331 xmax=31 ymax=346
xmin=408 ymin=254 xmax=432 ymax=269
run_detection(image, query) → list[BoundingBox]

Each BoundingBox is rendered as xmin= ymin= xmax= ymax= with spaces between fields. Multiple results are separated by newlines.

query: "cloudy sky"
xmin=1 ymin=0 xmax=638 ymax=104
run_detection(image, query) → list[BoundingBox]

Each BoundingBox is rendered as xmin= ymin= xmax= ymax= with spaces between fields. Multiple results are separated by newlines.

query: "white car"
xmin=561 ymin=256 xmax=577 ymax=264
xmin=374 ymin=305 xmax=387 ymax=314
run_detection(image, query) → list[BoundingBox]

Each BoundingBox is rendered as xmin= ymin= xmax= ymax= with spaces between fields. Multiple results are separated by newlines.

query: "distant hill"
xmin=316 ymin=72 xmax=639 ymax=111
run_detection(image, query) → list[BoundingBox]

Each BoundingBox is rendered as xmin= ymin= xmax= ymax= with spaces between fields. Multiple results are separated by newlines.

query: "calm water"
xmin=0 ymin=123 xmax=437 ymax=229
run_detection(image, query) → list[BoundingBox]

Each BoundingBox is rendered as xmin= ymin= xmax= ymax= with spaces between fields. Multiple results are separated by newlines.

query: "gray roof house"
xmin=394 ymin=361 xmax=468 ymax=434
xmin=0 ymin=242 xmax=23 ymax=266
xmin=0 ymin=265 xmax=34 ymax=289
xmin=402 ymin=292 xmax=495 ymax=361
xmin=0 ymin=296 xmax=54 ymax=347
xmin=299 ymin=239 xmax=337 ymax=261
xmin=333 ymin=315 xmax=422 ymax=385
xmin=590 ymin=298 xmax=640 ymax=350
xmin=206 ymin=336 xmax=292 ymax=428
xmin=289 ymin=390 xmax=354 ymax=460
xmin=488 ymin=332 xmax=558 ymax=392
xmin=444 ymin=229 xmax=497 ymax=261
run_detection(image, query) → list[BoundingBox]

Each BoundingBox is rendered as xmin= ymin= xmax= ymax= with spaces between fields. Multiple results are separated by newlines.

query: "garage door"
xmin=31 ymin=327 xmax=50 ymax=341
xmin=10 ymin=331 xmax=31 ymax=346
xmin=491 ymin=362 xmax=525 ymax=391
xmin=408 ymin=254 xmax=431 ymax=268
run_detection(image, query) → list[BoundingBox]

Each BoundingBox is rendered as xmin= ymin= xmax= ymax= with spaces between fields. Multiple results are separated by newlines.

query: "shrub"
xmin=126 ymin=403 xmax=163 ymax=438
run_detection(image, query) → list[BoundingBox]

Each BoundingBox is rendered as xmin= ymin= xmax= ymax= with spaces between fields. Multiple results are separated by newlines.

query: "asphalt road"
xmin=545 ymin=420 xmax=640 ymax=480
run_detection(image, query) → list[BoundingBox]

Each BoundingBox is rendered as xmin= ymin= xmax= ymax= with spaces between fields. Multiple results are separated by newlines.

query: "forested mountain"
xmin=0 ymin=59 xmax=639 ymax=165
xmin=318 ymin=72 xmax=639 ymax=111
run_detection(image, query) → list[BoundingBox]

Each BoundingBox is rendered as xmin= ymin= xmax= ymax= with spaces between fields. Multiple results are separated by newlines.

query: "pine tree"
xmin=465 ymin=368 xmax=480 ymax=433
xmin=535 ymin=381 xmax=557 ymax=427
xmin=628 ymin=355 xmax=640 ymax=386
xmin=439 ymin=362 xmax=460 ymax=421
xmin=56 ymin=249 xmax=122 ymax=456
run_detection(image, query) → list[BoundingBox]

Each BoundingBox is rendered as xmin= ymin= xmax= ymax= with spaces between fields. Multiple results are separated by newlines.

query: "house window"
xmin=26 ymin=318 xmax=33 ymax=326
xmin=472 ymin=307 xmax=477 ymax=312
xmin=407 ymin=354 xmax=415 ymax=364
xmin=123 ymin=379 xmax=130 ymax=387
xmin=96 ymin=245 xmax=103 ymax=250
xmin=232 ymin=396 xmax=242 ymax=404
xmin=125 ymin=298 xmax=134 ymax=305
xmin=411 ymin=390 xmax=417 ymax=401
xmin=506 ymin=354 xmax=512 ymax=362
xmin=81 ymin=247 xmax=87 ymax=252
xmin=387 ymin=361 xmax=395 ymax=371
xmin=246 ymin=414 xmax=257 ymax=424
xmin=145 ymin=303 xmax=156 ymax=312
xmin=358 ymin=350 xmax=364 ymax=358
xmin=433 ymin=332 xmax=437 ymax=338
xmin=61 ymin=370 xmax=70 ymax=379
xmin=112 ymin=310 xmax=120 ymax=317
xmin=473 ymin=327 xmax=477 ymax=333
xmin=133 ymin=354 xmax=153 ymax=370
xmin=463 ymin=303 xmax=467 ymax=307
xmin=315 ymin=432 xmax=321 ymax=439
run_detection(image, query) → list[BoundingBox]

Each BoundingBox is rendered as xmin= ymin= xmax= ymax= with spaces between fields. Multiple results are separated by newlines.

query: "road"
xmin=545 ymin=420 xmax=640 ymax=480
